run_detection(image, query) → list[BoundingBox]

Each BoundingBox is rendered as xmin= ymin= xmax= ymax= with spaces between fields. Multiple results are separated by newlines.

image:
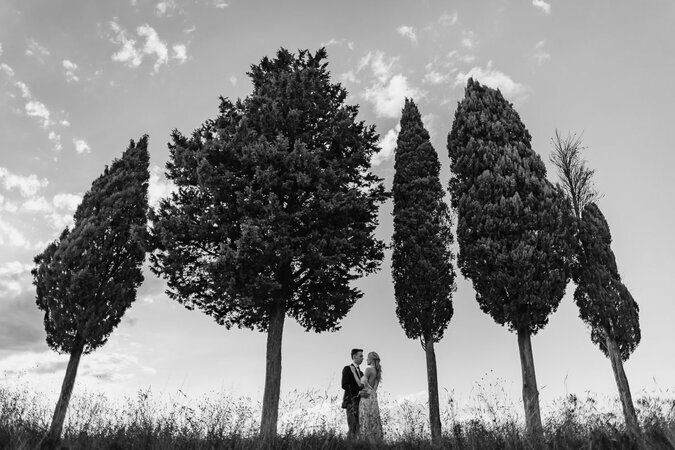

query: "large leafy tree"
xmin=150 ymin=48 xmax=388 ymax=442
xmin=550 ymin=132 xmax=641 ymax=436
xmin=392 ymin=99 xmax=455 ymax=446
xmin=447 ymin=79 xmax=572 ymax=437
xmin=32 ymin=137 xmax=150 ymax=448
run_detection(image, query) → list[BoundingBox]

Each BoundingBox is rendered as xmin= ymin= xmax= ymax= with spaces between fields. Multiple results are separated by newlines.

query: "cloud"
xmin=229 ymin=75 xmax=237 ymax=86
xmin=25 ymin=38 xmax=50 ymax=60
xmin=212 ymin=0 xmax=228 ymax=8
xmin=397 ymin=26 xmax=417 ymax=43
xmin=3 ymin=71 xmax=65 ymax=150
xmin=138 ymin=25 xmax=169 ymax=72
xmin=372 ymin=124 xmax=400 ymax=167
xmin=155 ymin=0 xmax=177 ymax=16
xmin=73 ymin=139 xmax=91 ymax=154
xmin=109 ymin=20 xmax=184 ymax=73
xmin=455 ymin=61 xmax=530 ymax=103
xmin=172 ymin=44 xmax=187 ymax=64
xmin=149 ymin=165 xmax=176 ymax=208
xmin=25 ymin=101 xmax=51 ymax=128
xmin=438 ymin=12 xmax=459 ymax=26
xmin=0 ymin=42 xmax=3 ymax=57
xmin=0 ymin=63 xmax=14 ymax=77
xmin=0 ymin=262 xmax=33 ymax=299
xmin=423 ymin=70 xmax=451 ymax=85
xmin=533 ymin=40 xmax=551 ymax=64
xmin=0 ymin=293 xmax=45 ymax=352
xmin=355 ymin=51 xmax=421 ymax=118
xmin=365 ymin=74 xmax=421 ymax=119
xmin=62 ymin=59 xmax=79 ymax=83
xmin=461 ymin=31 xmax=477 ymax=49
xmin=532 ymin=0 xmax=552 ymax=15
xmin=0 ymin=167 xmax=48 ymax=197
xmin=0 ymin=218 xmax=32 ymax=249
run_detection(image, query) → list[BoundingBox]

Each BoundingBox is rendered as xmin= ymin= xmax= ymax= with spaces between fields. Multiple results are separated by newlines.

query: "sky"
xmin=1 ymin=0 xmax=675 ymax=416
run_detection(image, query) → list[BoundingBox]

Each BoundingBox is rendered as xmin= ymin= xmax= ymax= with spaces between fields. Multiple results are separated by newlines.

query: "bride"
xmin=359 ymin=351 xmax=383 ymax=441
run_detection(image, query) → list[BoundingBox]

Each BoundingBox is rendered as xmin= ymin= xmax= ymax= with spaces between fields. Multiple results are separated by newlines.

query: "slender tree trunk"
xmin=424 ymin=338 xmax=442 ymax=447
xmin=516 ymin=328 xmax=543 ymax=441
xmin=260 ymin=303 xmax=286 ymax=444
xmin=41 ymin=336 xmax=85 ymax=449
xmin=605 ymin=332 xmax=640 ymax=437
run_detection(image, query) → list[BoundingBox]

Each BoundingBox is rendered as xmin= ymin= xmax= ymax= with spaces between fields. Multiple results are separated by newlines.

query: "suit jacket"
xmin=341 ymin=364 xmax=362 ymax=408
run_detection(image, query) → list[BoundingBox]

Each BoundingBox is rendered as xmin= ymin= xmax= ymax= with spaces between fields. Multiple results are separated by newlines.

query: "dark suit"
xmin=341 ymin=363 xmax=363 ymax=438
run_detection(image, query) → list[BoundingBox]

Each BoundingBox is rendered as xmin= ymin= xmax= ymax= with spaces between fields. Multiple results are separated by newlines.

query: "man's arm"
xmin=341 ymin=366 xmax=351 ymax=391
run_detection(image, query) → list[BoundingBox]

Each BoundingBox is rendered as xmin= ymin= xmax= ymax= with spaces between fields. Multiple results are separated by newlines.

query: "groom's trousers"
xmin=346 ymin=397 xmax=360 ymax=438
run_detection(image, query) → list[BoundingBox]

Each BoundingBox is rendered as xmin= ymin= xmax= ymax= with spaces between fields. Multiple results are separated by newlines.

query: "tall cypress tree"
xmin=550 ymin=132 xmax=641 ymax=436
xmin=150 ymin=48 xmax=387 ymax=443
xmin=392 ymin=99 xmax=455 ymax=446
xmin=32 ymin=137 xmax=150 ymax=448
xmin=447 ymin=79 xmax=572 ymax=438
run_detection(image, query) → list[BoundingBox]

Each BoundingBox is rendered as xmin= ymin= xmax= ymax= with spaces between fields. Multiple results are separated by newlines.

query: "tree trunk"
xmin=41 ymin=336 xmax=85 ymax=449
xmin=260 ymin=303 xmax=286 ymax=444
xmin=605 ymin=332 xmax=640 ymax=437
xmin=424 ymin=338 xmax=442 ymax=447
xmin=516 ymin=328 xmax=543 ymax=441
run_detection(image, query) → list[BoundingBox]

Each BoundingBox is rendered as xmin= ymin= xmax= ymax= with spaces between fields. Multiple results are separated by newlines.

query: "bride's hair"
xmin=368 ymin=351 xmax=382 ymax=383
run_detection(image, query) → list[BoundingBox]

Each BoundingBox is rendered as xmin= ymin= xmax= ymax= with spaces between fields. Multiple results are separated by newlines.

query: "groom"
xmin=341 ymin=348 xmax=368 ymax=438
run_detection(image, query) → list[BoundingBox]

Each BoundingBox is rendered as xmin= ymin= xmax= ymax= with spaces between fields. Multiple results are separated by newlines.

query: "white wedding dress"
xmin=358 ymin=374 xmax=383 ymax=441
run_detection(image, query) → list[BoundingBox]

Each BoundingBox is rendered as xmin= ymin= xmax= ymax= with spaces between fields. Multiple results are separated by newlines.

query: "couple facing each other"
xmin=341 ymin=348 xmax=383 ymax=440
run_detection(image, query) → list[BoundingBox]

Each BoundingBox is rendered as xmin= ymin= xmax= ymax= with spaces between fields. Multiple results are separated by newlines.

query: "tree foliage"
xmin=392 ymin=98 xmax=455 ymax=344
xmin=446 ymin=78 xmax=572 ymax=334
xmin=32 ymin=136 xmax=150 ymax=354
xmin=149 ymin=47 xmax=388 ymax=333
xmin=574 ymin=203 xmax=641 ymax=361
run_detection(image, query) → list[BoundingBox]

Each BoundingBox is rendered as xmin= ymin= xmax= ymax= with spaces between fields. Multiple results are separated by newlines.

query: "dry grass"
xmin=1 ymin=379 xmax=674 ymax=449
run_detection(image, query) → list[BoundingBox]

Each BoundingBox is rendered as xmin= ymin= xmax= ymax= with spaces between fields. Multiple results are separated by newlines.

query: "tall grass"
xmin=1 ymin=378 xmax=674 ymax=449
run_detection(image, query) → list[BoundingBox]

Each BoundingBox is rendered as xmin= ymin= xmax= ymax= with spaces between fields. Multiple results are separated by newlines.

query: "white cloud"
xmin=0 ymin=63 xmax=14 ymax=77
xmin=73 ymin=139 xmax=91 ymax=154
xmin=155 ymin=0 xmax=177 ymax=17
xmin=532 ymin=0 xmax=552 ymax=15
xmin=0 ymin=261 xmax=33 ymax=299
xmin=16 ymin=81 xmax=31 ymax=99
xmin=422 ymin=113 xmax=436 ymax=136
xmin=0 ymin=218 xmax=31 ymax=249
xmin=533 ymin=40 xmax=551 ymax=64
xmin=0 ymin=43 xmax=3 ymax=57
xmin=348 ymin=41 xmax=355 ymax=51
xmin=340 ymin=70 xmax=358 ymax=84
xmin=0 ymin=194 xmax=18 ymax=213
xmin=25 ymin=39 xmax=50 ymax=60
xmin=455 ymin=61 xmax=530 ymax=103
xmin=149 ymin=165 xmax=176 ymax=208
xmin=461 ymin=31 xmax=477 ymax=49
xmin=364 ymin=74 xmax=420 ymax=119
xmin=0 ymin=167 xmax=48 ymax=197
xmin=397 ymin=26 xmax=417 ymax=43
xmin=62 ymin=59 xmax=79 ymax=83
xmin=172 ymin=44 xmax=187 ymax=64
xmin=138 ymin=25 xmax=169 ymax=73
xmin=320 ymin=38 xmax=342 ymax=47
xmin=112 ymin=38 xmax=143 ymax=68
xmin=372 ymin=124 xmax=400 ymax=167
xmin=229 ymin=75 xmax=237 ymax=86
xmin=25 ymin=101 xmax=52 ymax=129
xmin=21 ymin=196 xmax=52 ymax=213
xmin=52 ymin=193 xmax=82 ymax=211
xmin=213 ymin=0 xmax=228 ymax=8
xmin=423 ymin=70 xmax=450 ymax=85
xmin=60 ymin=119 xmax=70 ymax=127
xmin=438 ymin=12 xmax=459 ymax=26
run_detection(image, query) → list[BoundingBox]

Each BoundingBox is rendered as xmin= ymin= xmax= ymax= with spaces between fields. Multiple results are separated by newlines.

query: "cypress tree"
xmin=150 ymin=48 xmax=387 ymax=443
xmin=551 ymin=132 xmax=641 ymax=437
xmin=447 ymin=79 xmax=572 ymax=438
xmin=392 ymin=99 xmax=455 ymax=447
xmin=32 ymin=136 xmax=150 ymax=448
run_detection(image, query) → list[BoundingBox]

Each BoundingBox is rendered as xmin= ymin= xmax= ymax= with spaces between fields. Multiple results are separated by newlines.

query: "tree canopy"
xmin=392 ymin=98 xmax=455 ymax=344
xmin=447 ymin=78 xmax=573 ymax=334
xmin=150 ymin=47 xmax=388 ymax=333
xmin=33 ymin=136 xmax=150 ymax=354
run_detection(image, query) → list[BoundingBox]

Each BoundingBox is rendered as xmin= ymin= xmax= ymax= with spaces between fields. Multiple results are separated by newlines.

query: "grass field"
xmin=1 ymin=380 xmax=674 ymax=449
